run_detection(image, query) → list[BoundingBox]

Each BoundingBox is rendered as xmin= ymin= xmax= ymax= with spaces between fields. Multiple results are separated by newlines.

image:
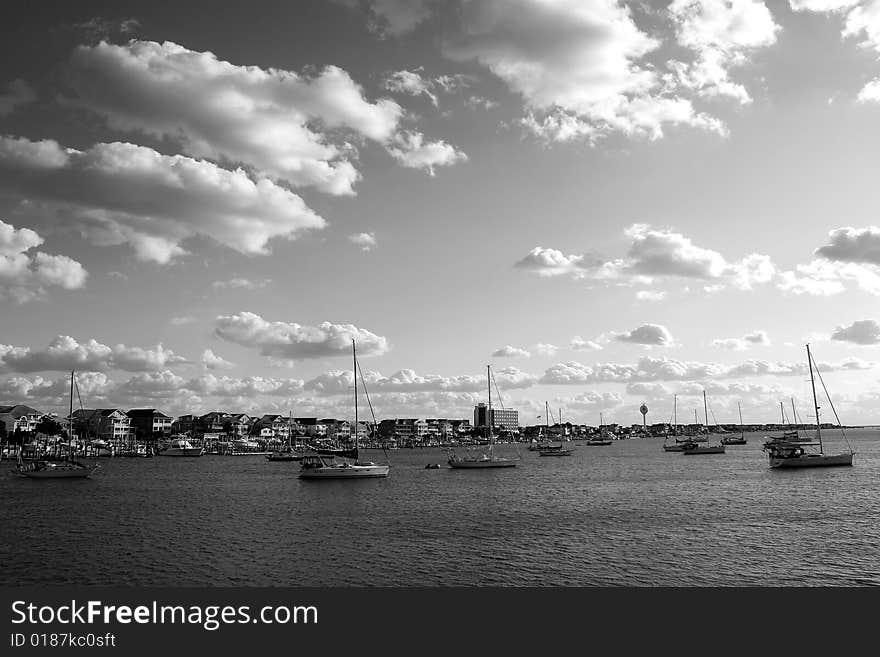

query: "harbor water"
xmin=3 ymin=430 xmax=879 ymax=586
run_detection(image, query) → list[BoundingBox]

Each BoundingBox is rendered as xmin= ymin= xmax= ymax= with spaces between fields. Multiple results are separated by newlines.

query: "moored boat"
xmin=682 ymin=391 xmax=725 ymax=456
xmin=763 ymin=345 xmax=853 ymax=469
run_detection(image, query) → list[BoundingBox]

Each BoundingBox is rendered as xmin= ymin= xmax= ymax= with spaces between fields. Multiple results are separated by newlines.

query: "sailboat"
xmin=448 ymin=366 xmax=518 ymax=469
xmin=538 ymin=402 xmax=572 ymax=456
xmin=299 ymin=340 xmax=390 ymax=479
xmin=588 ymin=412 xmax=613 ymax=446
xmin=13 ymin=370 xmax=98 ymax=479
xmin=763 ymin=345 xmax=854 ymax=469
xmin=682 ymin=391 xmax=725 ymax=455
xmin=267 ymin=412 xmax=304 ymax=461
xmin=663 ymin=395 xmax=688 ymax=452
xmin=721 ymin=402 xmax=748 ymax=445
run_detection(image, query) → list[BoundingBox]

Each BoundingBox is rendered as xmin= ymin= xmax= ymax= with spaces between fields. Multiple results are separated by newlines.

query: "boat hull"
xmin=587 ymin=440 xmax=613 ymax=446
xmin=14 ymin=461 xmax=96 ymax=479
xmin=769 ymin=453 xmax=853 ymax=468
xmin=683 ymin=446 xmax=726 ymax=455
xmin=721 ymin=438 xmax=747 ymax=445
xmin=159 ymin=448 xmax=203 ymax=457
xmin=663 ymin=444 xmax=687 ymax=452
xmin=538 ymin=450 xmax=572 ymax=456
xmin=299 ymin=464 xmax=390 ymax=479
xmin=448 ymin=459 xmax=517 ymax=469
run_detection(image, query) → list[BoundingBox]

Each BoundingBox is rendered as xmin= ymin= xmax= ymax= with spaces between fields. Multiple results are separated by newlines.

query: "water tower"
xmin=640 ymin=403 xmax=648 ymax=433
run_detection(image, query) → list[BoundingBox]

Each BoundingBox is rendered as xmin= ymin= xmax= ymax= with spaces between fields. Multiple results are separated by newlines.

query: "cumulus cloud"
xmin=170 ymin=316 xmax=196 ymax=326
xmin=666 ymin=0 xmax=780 ymax=104
xmin=0 ymin=219 xmax=88 ymax=302
xmin=441 ymin=0 xmax=728 ymax=143
xmin=213 ymin=311 xmax=390 ymax=360
xmin=385 ymin=131 xmax=467 ymax=174
xmin=539 ymin=355 xmax=871 ymax=385
xmin=570 ymin=336 xmax=603 ymax=351
xmin=340 ymin=0 xmax=435 ymax=37
xmin=815 ymin=226 xmax=880 ymax=264
xmin=831 ymin=319 xmax=880 ymax=344
xmin=0 ymin=79 xmax=36 ymax=117
xmin=348 ymin=232 xmax=377 ymax=251
xmin=65 ymin=40 xmax=465 ymax=188
xmin=532 ymin=343 xmax=559 ymax=356
xmin=614 ymin=324 xmax=676 ymax=346
xmin=65 ymin=40 xmax=403 ymax=194
xmin=0 ymin=335 xmax=187 ymax=373
xmin=0 ymin=136 xmax=326 ymax=264
xmin=712 ymin=330 xmax=771 ymax=350
xmin=202 ymin=349 xmax=235 ymax=370
xmin=843 ymin=0 xmax=880 ymax=52
xmin=515 ymin=224 xmax=775 ymax=292
xmin=304 ymin=365 xmax=537 ymax=395
xmin=384 ymin=69 xmax=439 ymax=105
xmin=492 ymin=345 xmax=531 ymax=358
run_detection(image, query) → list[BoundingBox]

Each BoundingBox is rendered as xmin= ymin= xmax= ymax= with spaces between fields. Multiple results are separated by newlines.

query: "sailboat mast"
xmin=69 ymin=370 xmax=74 ymax=461
xmin=673 ymin=394 xmax=677 ymax=428
xmin=806 ymin=344 xmax=822 ymax=449
xmin=738 ymin=402 xmax=744 ymax=439
xmin=703 ymin=390 xmax=709 ymax=430
xmin=353 ymin=339 xmax=358 ymax=450
xmin=487 ymin=365 xmax=492 ymax=445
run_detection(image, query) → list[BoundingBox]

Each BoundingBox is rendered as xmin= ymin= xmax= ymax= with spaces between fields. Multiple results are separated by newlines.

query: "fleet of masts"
xmin=4 ymin=344 xmax=858 ymax=478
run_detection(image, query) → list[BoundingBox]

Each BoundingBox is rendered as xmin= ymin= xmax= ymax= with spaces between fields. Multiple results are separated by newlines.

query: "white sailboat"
xmin=663 ymin=395 xmax=688 ymax=452
xmin=13 ymin=370 xmax=98 ymax=479
xmin=448 ymin=365 xmax=518 ymax=469
xmin=588 ymin=412 xmax=613 ymax=446
xmin=682 ymin=391 xmax=725 ymax=455
xmin=763 ymin=345 xmax=854 ymax=469
xmin=721 ymin=402 xmax=748 ymax=445
xmin=538 ymin=402 xmax=572 ymax=456
xmin=267 ymin=412 xmax=304 ymax=461
xmin=299 ymin=340 xmax=390 ymax=479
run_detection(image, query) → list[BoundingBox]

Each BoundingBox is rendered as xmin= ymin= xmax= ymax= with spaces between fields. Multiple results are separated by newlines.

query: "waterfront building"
xmin=0 ymin=404 xmax=44 ymax=437
xmin=70 ymin=409 xmax=132 ymax=444
xmin=474 ymin=404 xmax=519 ymax=431
xmin=127 ymin=409 xmax=172 ymax=442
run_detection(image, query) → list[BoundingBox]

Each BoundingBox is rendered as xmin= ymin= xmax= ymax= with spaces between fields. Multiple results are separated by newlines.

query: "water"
xmin=3 ymin=430 xmax=880 ymax=586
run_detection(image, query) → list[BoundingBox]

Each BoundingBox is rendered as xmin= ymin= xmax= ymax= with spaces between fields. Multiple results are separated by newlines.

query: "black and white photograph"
xmin=2 ymin=2 xmax=880 ymax=642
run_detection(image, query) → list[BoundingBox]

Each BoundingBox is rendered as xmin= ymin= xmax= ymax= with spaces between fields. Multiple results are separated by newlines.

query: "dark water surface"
xmin=3 ymin=430 xmax=879 ymax=586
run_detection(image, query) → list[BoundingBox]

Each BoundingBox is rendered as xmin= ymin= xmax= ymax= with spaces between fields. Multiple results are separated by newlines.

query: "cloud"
xmin=213 ymin=311 xmax=390 ymax=360
xmin=614 ymin=324 xmax=676 ymax=346
xmin=712 ymin=330 xmax=771 ymax=350
xmin=304 ymin=365 xmax=538 ymax=395
xmin=515 ymin=224 xmax=775 ymax=291
xmin=341 ymin=0 xmax=435 ymax=37
xmin=492 ymin=345 xmax=531 ymax=358
xmin=348 ymin=232 xmax=377 ymax=251
xmin=66 ymin=40 xmax=406 ymax=194
xmin=789 ymin=1 xmax=859 ymax=11
xmin=831 ymin=319 xmax=880 ymax=344
xmin=666 ymin=0 xmax=780 ymax=104
xmin=212 ymin=278 xmax=272 ymax=291
xmin=532 ymin=343 xmax=559 ymax=356
xmin=384 ymin=69 xmax=439 ymax=106
xmin=202 ymin=349 xmax=235 ymax=370
xmin=843 ymin=0 xmax=880 ymax=52
xmin=0 ymin=219 xmax=88 ymax=302
xmin=170 ymin=316 xmax=196 ymax=326
xmin=0 ymin=136 xmax=325 ymax=264
xmin=539 ymin=355 xmax=871 ymax=385
xmin=0 ymin=79 xmax=36 ymax=117
xmin=385 ymin=130 xmax=467 ymax=175
xmin=0 ymin=335 xmax=187 ymax=373
xmin=570 ymin=336 xmax=603 ymax=351
xmin=815 ymin=226 xmax=880 ymax=264
xmin=442 ymin=0 xmax=727 ymax=142
xmin=514 ymin=247 xmax=600 ymax=278
xmin=857 ymin=77 xmax=880 ymax=102
xmin=635 ymin=290 xmax=666 ymax=302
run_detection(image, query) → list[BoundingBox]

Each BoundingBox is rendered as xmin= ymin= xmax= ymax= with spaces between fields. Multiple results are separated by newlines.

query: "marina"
xmin=2 ymin=429 xmax=877 ymax=586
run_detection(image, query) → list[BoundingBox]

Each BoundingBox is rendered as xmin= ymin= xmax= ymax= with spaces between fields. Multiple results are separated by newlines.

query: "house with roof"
xmin=127 ymin=408 xmax=173 ymax=441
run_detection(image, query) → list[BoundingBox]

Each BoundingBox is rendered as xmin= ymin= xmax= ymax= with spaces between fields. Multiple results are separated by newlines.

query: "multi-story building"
xmin=0 ymin=405 xmax=43 ymax=436
xmin=127 ymin=409 xmax=173 ymax=442
xmin=295 ymin=418 xmax=327 ymax=438
xmin=70 ymin=409 xmax=132 ymax=444
xmin=474 ymin=404 xmax=519 ymax=431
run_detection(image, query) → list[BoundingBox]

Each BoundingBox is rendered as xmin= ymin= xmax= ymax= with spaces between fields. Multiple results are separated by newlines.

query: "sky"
xmin=4 ymin=0 xmax=880 ymax=426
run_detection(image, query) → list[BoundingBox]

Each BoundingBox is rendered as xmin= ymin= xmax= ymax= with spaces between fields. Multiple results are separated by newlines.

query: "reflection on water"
xmin=2 ymin=430 xmax=880 ymax=586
